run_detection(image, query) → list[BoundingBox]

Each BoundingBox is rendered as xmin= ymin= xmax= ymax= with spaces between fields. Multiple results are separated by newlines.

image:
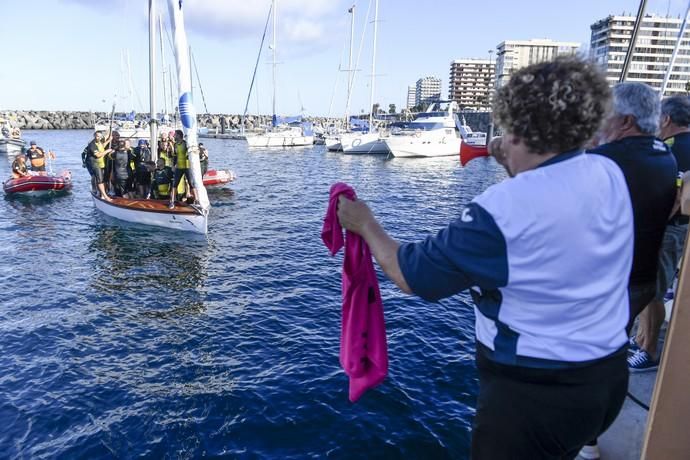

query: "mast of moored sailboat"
xmin=148 ymin=0 xmax=158 ymax=160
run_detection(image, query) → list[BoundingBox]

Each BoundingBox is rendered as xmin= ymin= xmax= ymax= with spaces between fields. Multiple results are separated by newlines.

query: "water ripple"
xmin=0 ymin=130 xmax=506 ymax=458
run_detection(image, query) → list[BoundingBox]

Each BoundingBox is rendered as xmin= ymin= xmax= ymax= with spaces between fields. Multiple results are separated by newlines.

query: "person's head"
xmin=138 ymin=139 xmax=147 ymax=148
xmin=124 ymin=139 xmax=131 ymax=150
xmin=174 ymin=129 xmax=184 ymax=142
xmin=95 ymin=131 xmax=104 ymax=141
xmin=598 ymin=82 xmax=660 ymax=144
xmin=112 ymin=131 xmax=120 ymax=141
xmin=118 ymin=140 xmax=126 ymax=150
xmin=659 ymin=95 xmax=690 ymax=140
xmin=29 ymin=141 xmax=37 ymax=149
xmin=493 ymin=56 xmax=610 ymax=175
xmin=156 ymin=157 xmax=165 ymax=169
xmin=15 ymin=154 xmax=25 ymax=163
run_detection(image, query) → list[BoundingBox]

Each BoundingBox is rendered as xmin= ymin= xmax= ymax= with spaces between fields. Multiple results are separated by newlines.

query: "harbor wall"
xmin=0 ymin=111 xmax=334 ymax=131
xmin=1 ymin=110 xmax=495 ymax=133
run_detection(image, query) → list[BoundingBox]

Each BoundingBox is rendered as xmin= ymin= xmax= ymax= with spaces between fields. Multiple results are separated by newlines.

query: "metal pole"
xmin=487 ymin=49 xmax=494 ymax=142
xmin=661 ymin=0 xmax=690 ymax=96
xmin=619 ymin=0 xmax=648 ymax=83
xmin=149 ymin=0 xmax=158 ymax=160
xmin=272 ymin=0 xmax=277 ymax=120
xmin=345 ymin=4 xmax=355 ymax=129
xmin=159 ymin=14 xmax=168 ymax=118
xmin=368 ymin=0 xmax=379 ymax=130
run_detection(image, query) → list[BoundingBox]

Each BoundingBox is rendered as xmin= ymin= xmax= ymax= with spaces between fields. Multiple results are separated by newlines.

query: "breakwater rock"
xmin=1 ymin=110 xmax=494 ymax=134
xmin=0 ymin=110 xmax=340 ymax=132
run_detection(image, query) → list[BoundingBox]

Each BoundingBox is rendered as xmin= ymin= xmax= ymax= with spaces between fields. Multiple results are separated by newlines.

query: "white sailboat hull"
xmin=245 ymin=133 xmax=314 ymax=148
xmin=340 ymin=132 xmax=389 ymax=154
xmin=325 ymin=136 xmax=342 ymax=151
xmin=92 ymin=195 xmax=208 ymax=234
xmin=0 ymin=138 xmax=25 ymax=155
xmin=385 ymin=135 xmax=461 ymax=158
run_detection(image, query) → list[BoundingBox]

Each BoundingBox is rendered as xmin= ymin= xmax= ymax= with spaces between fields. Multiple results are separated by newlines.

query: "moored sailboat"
xmin=91 ymin=0 xmax=210 ymax=234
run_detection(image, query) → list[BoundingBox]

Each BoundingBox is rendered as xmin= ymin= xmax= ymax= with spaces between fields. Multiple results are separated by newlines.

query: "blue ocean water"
xmin=0 ymin=130 xmax=506 ymax=459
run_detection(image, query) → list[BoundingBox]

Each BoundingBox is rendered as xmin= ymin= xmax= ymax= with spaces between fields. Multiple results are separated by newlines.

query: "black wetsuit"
xmin=112 ymin=149 xmax=132 ymax=197
xmin=133 ymin=146 xmax=153 ymax=187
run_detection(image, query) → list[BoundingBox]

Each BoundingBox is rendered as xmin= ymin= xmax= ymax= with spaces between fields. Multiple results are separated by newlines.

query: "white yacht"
xmin=340 ymin=131 xmax=389 ymax=154
xmin=384 ymin=101 xmax=462 ymax=158
xmin=244 ymin=123 xmax=314 ymax=148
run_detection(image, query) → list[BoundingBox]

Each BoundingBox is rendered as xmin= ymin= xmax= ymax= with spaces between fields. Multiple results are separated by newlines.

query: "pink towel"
xmin=322 ymin=182 xmax=388 ymax=402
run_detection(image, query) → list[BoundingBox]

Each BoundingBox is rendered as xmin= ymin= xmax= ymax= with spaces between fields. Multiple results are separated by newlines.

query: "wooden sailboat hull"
xmin=92 ymin=194 xmax=208 ymax=234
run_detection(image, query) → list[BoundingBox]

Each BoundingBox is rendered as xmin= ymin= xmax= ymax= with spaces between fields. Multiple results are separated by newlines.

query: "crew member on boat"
xmin=150 ymin=157 xmax=174 ymax=199
xmin=158 ymin=133 xmax=174 ymax=168
xmin=25 ymin=141 xmax=50 ymax=172
xmin=11 ymin=154 xmax=29 ymax=179
xmin=133 ymin=139 xmax=153 ymax=198
xmin=104 ymin=131 xmax=120 ymax=193
xmin=85 ymin=131 xmax=113 ymax=202
xmin=172 ymin=129 xmax=196 ymax=203
xmin=199 ymin=143 xmax=209 ymax=177
xmin=112 ymin=140 xmax=134 ymax=198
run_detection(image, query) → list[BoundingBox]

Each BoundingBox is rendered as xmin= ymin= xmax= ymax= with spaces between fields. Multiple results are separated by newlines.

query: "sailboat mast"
xmin=272 ymin=0 xmax=277 ymax=120
xmin=368 ymin=0 xmax=378 ymax=129
xmin=620 ymin=0 xmax=648 ymax=82
xmin=345 ymin=5 xmax=355 ymax=128
xmin=159 ymin=14 xmax=168 ymax=118
xmin=661 ymin=1 xmax=690 ymax=96
xmin=149 ymin=0 xmax=158 ymax=159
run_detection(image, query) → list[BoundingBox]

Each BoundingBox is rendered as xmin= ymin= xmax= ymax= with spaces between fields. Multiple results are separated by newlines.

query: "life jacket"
xmin=175 ymin=141 xmax=189 ymax=169
xmin=91 ymin=141 xmax=106 ymax=169
xmin=113 ymin=150 xmax=131 ymax=180
xmin=153 ymin=168 xmax=172 ymax=197
xmin=11 ymin=160 xmax=27 ymax=179
xmin=159 ymin=148 xmax=173 ymax=168
xmin=27 ymin=148 xmax=45 ymax=168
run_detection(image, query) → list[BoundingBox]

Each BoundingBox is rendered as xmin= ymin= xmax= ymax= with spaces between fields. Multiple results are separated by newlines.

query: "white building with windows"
xmin=406 ymin=85 xmax=416 ymax=109
xmin=495 ymin=39 xmax=580 ymax=88
xmin=415 ymin=76 xmax=442 ymax=106
xmin=590 ymin=14 xmax=690 ymax=95
xmin=449 ymin=59 xmax=495 ymax=110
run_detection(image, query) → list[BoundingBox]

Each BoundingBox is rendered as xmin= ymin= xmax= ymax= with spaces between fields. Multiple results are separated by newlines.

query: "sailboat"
xmin=243 ymin=0 xmax=314 ymax=148
xmin=339 ymin=0 xmax=389 ymax=155
xmin=92 ymin=0 xmax=209 ymax=234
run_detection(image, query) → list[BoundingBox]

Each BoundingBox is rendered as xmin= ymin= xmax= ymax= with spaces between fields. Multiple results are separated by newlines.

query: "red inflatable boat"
xmin=202 ymin=169 xmax=235 ymax=187
xmin=3 ymin=170 xmax=73 ymax=197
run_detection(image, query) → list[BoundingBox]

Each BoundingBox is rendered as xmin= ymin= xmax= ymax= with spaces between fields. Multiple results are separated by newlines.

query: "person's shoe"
xmin=628 ymin=349 xmax=659 ymax=373
xmin=628 ymin=336 xmax=641 ymax=354
xmin=664 ymin=288 xmax=675 ymax=302
xmin=578 ymin=442 xmax=600 ymax=459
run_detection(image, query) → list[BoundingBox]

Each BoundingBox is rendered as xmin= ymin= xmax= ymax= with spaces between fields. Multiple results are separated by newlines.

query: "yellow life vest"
xmin=175 ymin=142 xmax=189 ymax=169
xmin=95 ymin=142 xmax=106 ymax=169
xmin=159 ymin=149 xmax=173 ymax=168
xmin=157 ymin=182 xmax=170 ymax=197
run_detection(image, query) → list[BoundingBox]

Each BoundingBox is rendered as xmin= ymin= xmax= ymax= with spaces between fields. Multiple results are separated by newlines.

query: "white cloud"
xmin=63 ymin=0 xmax=351 ymax=53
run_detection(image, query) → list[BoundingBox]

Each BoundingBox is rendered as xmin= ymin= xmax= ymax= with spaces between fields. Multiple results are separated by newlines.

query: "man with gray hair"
xmin=629 ymin=95 xmax=690 ymax=372
xmin=582 ymin=82 xmax=678 ymax=459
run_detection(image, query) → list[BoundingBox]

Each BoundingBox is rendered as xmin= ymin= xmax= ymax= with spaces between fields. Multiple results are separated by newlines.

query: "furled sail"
xmin=167 ymin=0 xmax=210 ymax=211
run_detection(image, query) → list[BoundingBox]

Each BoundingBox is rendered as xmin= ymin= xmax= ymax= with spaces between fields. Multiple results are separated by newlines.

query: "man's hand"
xmin=337 ymin=195 xmax=376 ymax=236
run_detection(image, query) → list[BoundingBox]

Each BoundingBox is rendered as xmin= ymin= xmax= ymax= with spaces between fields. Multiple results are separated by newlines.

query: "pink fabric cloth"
xmin=322 ymin=182 xmax=388 ymax=402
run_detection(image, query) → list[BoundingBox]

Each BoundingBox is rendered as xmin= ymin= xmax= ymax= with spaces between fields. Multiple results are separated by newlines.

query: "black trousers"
xmin=471 ymin=348 xmax=628 ymax=460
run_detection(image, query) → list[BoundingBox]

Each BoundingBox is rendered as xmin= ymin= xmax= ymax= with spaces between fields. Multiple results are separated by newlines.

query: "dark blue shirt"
xmin=666 ymin=132 xmax=690 ymax=225
xmin=589 ymin=136 xmax=677 ymax=284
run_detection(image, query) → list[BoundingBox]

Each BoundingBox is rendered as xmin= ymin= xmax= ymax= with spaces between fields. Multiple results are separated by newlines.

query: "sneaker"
xmin=628 ymin=336 xmax=641 ymax=354
xmin=664 ymin=289 xmax=675 ymax=302
xmin=578 ymin=442 xmax=600 ymax=459
xmin=628 ymin=349 xmax=659 ymax=373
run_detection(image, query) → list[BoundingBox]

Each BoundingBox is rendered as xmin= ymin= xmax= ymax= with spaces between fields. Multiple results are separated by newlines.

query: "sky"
xmin=1 ymin=0 xmax=689 ymax=116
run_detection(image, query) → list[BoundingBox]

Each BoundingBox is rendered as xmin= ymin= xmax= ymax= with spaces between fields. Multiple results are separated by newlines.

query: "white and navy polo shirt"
xmin=398 ymin=151 xmax=633 ymax=368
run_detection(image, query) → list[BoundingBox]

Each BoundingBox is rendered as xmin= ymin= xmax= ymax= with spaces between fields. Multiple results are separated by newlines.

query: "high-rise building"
xmin=591 ymin=14 xmax=690 ymax=95
xmin=495 ymin=39 xmax=580 ymax=87
xmin=449 ymin=59 xmax=495 ymax=110
xmin=415 ymin=76 xmax=442 ymax=106
xmin=406 ymin=85 xmax=416 ymax=109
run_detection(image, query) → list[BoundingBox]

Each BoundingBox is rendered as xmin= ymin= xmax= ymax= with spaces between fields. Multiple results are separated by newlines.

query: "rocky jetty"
xmin=0 ymin=110 xmax=339 ymax=132
xmin=0 ymin=110 xmax=493 ymax=134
